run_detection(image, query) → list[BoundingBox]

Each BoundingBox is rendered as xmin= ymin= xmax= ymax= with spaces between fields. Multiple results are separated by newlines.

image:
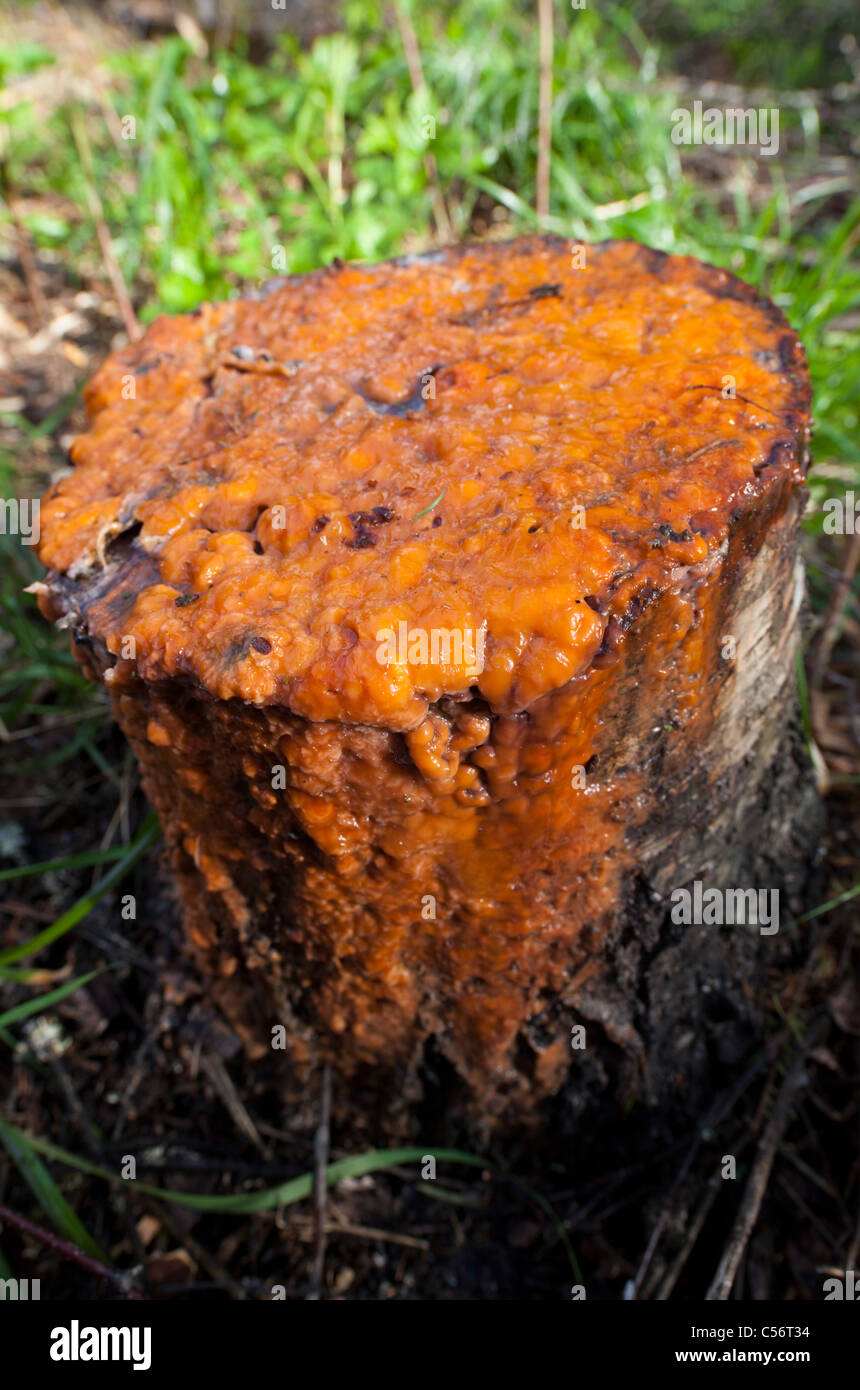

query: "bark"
xmin=52 ymin=493 xmax=822 ymax=1143
xmin=34 ymin=237 xmax=822 ymax=1143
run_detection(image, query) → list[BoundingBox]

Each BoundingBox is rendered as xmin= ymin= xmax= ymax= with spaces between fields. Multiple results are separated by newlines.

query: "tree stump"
xmin=35 ymin=237 xmax=821 ymax=1140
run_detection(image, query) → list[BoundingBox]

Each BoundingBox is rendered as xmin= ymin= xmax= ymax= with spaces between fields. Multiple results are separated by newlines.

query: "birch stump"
xmin=35 ymin=237 xmax=821 ymax=1139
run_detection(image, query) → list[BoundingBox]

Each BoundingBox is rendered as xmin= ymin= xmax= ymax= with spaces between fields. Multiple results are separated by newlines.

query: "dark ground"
xmin=0 ymin=756 xmax=858 ymax=1300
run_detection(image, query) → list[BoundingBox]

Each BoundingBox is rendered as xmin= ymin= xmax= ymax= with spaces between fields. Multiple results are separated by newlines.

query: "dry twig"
xmin=69 ymin=111 xmax=141 ymax=342
xmin=0 ymin=1200 xmax=142 ymax=1297
xmin=308 ymin=1063 xmax=332 ymax=1300
xmin=393 ymin=1 xmax=453 ymax=243
xmin=705 ymin=1019 xmax=827 ymax=1300
xmin=536 ymin=0 xmax=554 ymax=220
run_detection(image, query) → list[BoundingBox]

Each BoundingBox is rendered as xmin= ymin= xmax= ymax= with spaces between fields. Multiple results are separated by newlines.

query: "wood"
xmin=35 ymin=237 xmax=822 ymax=1140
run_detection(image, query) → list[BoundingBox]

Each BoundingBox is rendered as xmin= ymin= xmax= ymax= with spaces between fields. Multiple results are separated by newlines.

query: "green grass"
xmin=637 ymin=0 xmax=858 ymax=90
xmin=0 ymin=812 xmax=159 ymax=969
xmin=1 ymin=1124 xmax=581 ymax=1280
xmin=0 ymin=1 xmax=855 ymax=485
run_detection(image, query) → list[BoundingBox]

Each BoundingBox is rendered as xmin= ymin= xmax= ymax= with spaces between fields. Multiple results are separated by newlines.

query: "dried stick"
xmin=630 ymin=1040 xmax=779 ymax=1298
xmin=69 ymin=111 xmax=141 ymax=343
xmin=200 ymin=1051 xmax=267 ymax=1155
xmin=308 ymin=1063 xmax=332 ymax=1300
xmin=393 ymin=1 xmax=453 ymax=243
xmin=536 ymin=0 xmax=554 ymax=220
xmin=705 ymin=1020 xmax=826 ymax=1300
xmin=0 ymin=159 xmax=48 ymax=325
xmin=0 ymin=1200 xmax=142 ymax=1297
xmin=144 ymin=1195 xmax=246 ymax=1300
xmin=655 ymin=1176 xmax=721 ymax=1300
xmin=845 ymin=1207 xmax=860 ymax=1272
xmin=811 ymin=530 xmax=860 ymax=690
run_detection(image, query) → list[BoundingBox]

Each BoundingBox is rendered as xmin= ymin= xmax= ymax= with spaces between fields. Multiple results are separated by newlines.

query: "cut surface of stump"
xmin=36 ymin=236 xmax=821 ymax=1138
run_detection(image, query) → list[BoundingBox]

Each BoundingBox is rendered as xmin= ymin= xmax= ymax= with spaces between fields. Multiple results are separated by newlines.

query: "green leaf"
xmin=0 ymin=970 xmax=101 ymax=1031
xmin=411 ymin=488 xmax=447 ymax=521
xmin=793 ymin=879 xmax=860 ymax=925
xmin=0 ymin=1116 xmax=106 ymax=1262
xmin=0 ymin=815 xmax=160 ymax=968
xmin=9 ymin=1126 xmax=580 ymax=1277
xmin=0 ymin=844 xmax=130 ymax=886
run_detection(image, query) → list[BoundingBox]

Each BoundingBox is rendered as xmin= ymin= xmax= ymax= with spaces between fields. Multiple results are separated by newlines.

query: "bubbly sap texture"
xmin=38 ymin=237 xmax=807 ymax=729
xmin=36 ymin=238 xmax=811 ymax=1106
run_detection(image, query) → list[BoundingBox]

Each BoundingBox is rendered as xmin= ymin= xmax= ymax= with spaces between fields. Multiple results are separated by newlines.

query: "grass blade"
xmin=0 ymin=970 xmax=101 ymax=1031
xmin=9 ymin=1125 xmax=580 ymax=1276
xmin=0 ymin=814 xmax=160 ymax=968
xmin=0 ymin=1116 xmax=106 ymax=1262
xmin=0 ymin=844 xmax=130 ymax=886
xmin=793 ymin=879 xmax=860 ymax=925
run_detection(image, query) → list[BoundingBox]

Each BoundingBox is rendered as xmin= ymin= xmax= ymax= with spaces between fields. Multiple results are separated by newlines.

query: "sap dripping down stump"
xmin=36 ymin=237 xmax=823 ymax=1139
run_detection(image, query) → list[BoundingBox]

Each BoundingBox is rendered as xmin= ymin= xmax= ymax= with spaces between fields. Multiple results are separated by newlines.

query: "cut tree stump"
xmin=35 ymin=237 xmax=822 ymax=1141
